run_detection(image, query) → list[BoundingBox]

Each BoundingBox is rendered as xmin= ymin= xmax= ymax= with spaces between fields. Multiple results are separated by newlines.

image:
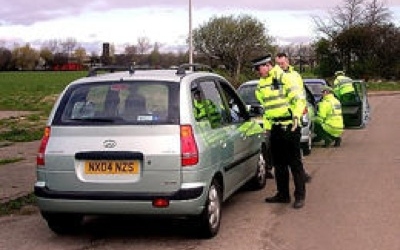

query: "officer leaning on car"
xmin=312 ymin=85 xmax=344 ymax=147
xmin=252 ymin=54 xmax=307 ymax=209
xmin=333 ymin=71 xmax=357 ymax=103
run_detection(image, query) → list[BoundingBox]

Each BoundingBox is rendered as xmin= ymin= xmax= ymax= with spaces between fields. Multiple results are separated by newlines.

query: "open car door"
xmin=341 ymin=80 xmax=370 ymax=128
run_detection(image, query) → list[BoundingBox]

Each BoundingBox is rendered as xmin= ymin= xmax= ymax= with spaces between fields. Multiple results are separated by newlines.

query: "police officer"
xmin=252 ymin=54 xmax=307 ymax=209
xmin=275 ymin=52 xmax=304 ymax=87
xmin=313 ymin=85 xmax=344 ymax=147
xmin=275 ymin=52 xmax=311 ymax=182
xmin=333 ymin=71 xmax=356 ymax=103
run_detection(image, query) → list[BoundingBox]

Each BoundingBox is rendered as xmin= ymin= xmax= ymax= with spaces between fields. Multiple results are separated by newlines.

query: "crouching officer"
xmin=252 ymin=54 xmax=307 ymax=209
xmin=313 ymin=85 xmax=344 ymax=147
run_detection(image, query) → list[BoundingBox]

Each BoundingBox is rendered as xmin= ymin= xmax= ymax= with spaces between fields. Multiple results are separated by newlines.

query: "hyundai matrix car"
xmin=237 ymin=79 xmax=316 ymax=156
xmin=34 ymin=64 xmax=267 ymax=238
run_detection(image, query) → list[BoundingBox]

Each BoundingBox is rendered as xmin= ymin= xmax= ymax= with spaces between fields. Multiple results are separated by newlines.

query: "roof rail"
xmin=176 ymin=63 xmax=213 ymax=75
xmin=87 ymin=65 xmax=134 ymax=77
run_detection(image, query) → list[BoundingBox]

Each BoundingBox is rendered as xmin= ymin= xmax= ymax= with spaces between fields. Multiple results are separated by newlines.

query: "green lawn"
xmin=0 ymin=71 xmax=87 ymax=112
xmin=0 ymin=71 xmax=86 ymax=142
xmin=366 ymin=81 xmax=400 ymax=91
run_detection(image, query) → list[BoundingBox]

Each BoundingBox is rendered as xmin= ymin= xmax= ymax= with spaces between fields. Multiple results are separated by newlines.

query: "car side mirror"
xmin=248 ymin=105 xmax=264 ymax=117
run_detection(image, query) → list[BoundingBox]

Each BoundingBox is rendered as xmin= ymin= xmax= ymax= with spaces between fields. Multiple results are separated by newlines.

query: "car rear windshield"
xmin=52 ymin=81 xmax=180 ymax=125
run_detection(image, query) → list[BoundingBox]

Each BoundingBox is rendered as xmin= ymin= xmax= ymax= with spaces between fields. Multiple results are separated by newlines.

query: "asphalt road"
xmin=1 ymin=94 xmax=399 ymax=250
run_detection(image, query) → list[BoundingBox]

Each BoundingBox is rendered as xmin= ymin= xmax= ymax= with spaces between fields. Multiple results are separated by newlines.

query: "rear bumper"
xmin=34 ymin=183 xmax=206 ymax=215
xmin=34 ymin=185 xmax=203 ymax=201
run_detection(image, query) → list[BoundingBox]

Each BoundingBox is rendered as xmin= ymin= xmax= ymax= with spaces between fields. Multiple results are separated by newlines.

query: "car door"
xmin=341 ymin=80 xmax=370 ymax=128
xmin=353 ymin=80 xmax=370 ymax=128
xmin=192 ymin=79 xmax=237 ymax=195
xmin=217 ymin=80 xmax=261 ymax=194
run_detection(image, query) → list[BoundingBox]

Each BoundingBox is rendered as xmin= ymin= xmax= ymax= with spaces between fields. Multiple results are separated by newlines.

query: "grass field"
xmin=0 ymin=71 xmax=87 ymax=112
xmin=0 ymin=70 xmax=399 ymax=143
xmin=0 ymin=71 xmax=86 ymax=142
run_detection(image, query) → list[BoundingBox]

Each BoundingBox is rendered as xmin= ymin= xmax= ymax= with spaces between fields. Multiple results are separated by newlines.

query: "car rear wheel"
xmin=42 ymin=212 xmax=83 ymax=235
xmin=196 ymin=179 xmax=222 ymax=238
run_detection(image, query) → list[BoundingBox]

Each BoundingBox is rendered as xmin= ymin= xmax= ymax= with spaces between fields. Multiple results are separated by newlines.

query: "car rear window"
xmin=52 ymin=81 xmax=180 ymax=125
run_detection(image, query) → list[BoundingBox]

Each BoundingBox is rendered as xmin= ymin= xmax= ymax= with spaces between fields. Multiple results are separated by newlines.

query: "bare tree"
xmin=42 ymin=39 xmax=61 ymax=54
xmin=136 ymin=37 xmax=152 ymax=55
xmin=124 ymin=44 xmax=137 ymax=65
xmin=61 ymin=37 xmax=78 ymax=58
xmin=313 ymin=0 xmax=364 ymax=38
xmin=313 ymin=0 xmax=391 ymax=38
xmin=364 ymin=0 xmax=392 ymax=26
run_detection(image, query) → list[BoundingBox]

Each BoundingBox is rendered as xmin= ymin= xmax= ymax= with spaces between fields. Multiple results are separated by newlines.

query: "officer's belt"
xmin=271 ymin=116 xmax=292 ymax=122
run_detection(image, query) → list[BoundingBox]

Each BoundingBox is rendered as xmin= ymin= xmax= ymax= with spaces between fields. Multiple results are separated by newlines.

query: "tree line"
xmin=0 ymin=0 xmax=399 ymax=84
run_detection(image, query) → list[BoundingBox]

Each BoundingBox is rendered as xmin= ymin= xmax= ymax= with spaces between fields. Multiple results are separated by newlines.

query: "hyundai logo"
xmin=103 ymin=140 xmax=117 ymax=148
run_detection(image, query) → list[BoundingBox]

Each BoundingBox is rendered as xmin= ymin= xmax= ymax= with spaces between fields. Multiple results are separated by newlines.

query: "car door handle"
xmin=220 ymin=140 xmax=227 ymax=148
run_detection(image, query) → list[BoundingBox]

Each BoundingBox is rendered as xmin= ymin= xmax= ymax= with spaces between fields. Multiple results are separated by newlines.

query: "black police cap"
xmin=251 ymin=54 xmax=272 ymax=67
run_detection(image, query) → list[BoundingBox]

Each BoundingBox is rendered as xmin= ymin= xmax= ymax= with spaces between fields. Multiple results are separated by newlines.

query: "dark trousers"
xmin=270 ymin=124 xmax=306 ymax=200
xmin=313 ymin=123 xmax=339 ymax=144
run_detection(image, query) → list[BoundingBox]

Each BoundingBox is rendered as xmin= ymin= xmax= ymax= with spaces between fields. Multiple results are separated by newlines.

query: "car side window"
xmin=218 ymin=81 xmax=249 ymax=123
xmin=192 ymin=79 xmax=225 ymax=128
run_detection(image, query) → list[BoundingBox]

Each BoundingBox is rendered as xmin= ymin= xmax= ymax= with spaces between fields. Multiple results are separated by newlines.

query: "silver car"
xmin=237 ymin=79 xmax=316 ymax=156
xmin=34 ymin=64 xmax=267 ymax=238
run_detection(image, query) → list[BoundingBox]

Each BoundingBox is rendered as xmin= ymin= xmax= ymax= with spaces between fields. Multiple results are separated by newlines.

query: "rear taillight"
xmin=180 ymin=125 xmax=198 ymax=166
xmin=152 ymin=198 xmax=170 ymax=208
xmin=37 ymin=126 xmax=50 ymax=166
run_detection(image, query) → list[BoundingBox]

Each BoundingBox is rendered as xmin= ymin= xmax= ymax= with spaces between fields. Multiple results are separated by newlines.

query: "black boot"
xmin=293 ymin=199 xmax=305 ymax=209
xmin=323 ymin=139 xmax=332 ymax=147
xmin=334 ymin=137 xmax=342 ymax=147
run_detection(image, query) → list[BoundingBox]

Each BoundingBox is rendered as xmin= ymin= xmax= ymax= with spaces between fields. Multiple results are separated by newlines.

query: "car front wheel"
xmin=248 ymin=151 xmax=267 ymax=190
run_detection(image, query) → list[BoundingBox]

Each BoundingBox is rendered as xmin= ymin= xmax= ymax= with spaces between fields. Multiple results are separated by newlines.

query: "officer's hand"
xmin=291 ymin=117 xmax=298 ymax=132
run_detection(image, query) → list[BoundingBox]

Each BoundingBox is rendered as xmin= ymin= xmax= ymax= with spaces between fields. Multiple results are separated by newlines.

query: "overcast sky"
xmin=1 ymin=0 xmax=399 ymax=53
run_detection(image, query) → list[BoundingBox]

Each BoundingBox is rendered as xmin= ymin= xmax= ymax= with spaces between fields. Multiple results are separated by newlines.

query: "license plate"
xmin=84 ymin=160 xmax=140 ymax=174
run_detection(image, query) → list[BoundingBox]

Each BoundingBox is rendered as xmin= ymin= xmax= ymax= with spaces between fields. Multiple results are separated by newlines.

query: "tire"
xmin=196 ymin=180 xmax=222 ymax=238
xmin=42 ymin=212 xmax=83 ymax=235
xmin=301 ymin=142 xmax=311 ymax=156
xmin=301 ymin=132 xmax=312 ymax=156
xmin=248 ymin=151 xmax=267 ymax=190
